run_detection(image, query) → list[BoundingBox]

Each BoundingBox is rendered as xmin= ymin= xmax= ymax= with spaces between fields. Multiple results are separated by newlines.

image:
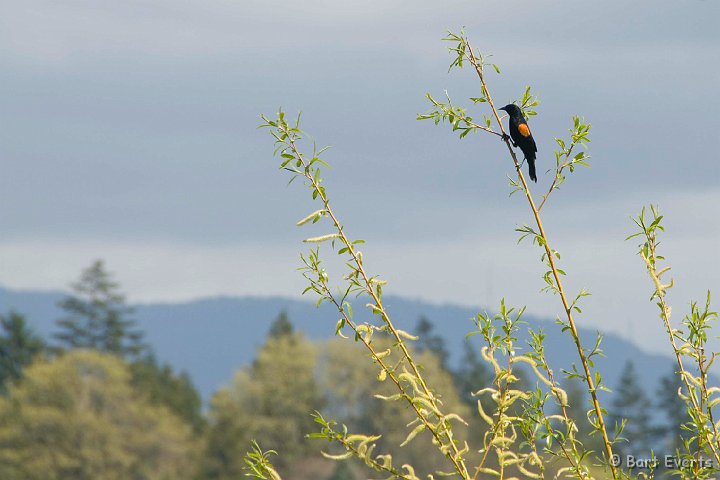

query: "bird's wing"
xmin=518 ymin=123 xmax=537 ymax=153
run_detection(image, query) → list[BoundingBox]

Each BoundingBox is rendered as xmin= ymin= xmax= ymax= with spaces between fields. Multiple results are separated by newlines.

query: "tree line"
xmin=0 ymin=260 xmax=688 ymax=479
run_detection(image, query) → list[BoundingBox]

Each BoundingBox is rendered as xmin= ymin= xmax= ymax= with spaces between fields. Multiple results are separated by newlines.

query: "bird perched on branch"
xmin=499 ymin=104 xmax=537 ymax=182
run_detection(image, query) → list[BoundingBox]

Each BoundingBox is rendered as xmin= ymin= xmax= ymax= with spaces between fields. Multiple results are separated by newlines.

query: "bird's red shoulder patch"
xmin=518 ymin=123 xmax=531 ymax=137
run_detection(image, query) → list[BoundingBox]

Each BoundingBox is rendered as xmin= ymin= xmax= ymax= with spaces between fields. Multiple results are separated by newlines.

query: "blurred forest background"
xmin=0 ymin=261 xmax=692 ymax=479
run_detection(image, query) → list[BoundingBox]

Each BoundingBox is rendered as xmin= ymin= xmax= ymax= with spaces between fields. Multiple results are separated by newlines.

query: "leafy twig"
xmin=423 ymin=30 xmax=618 ymax=480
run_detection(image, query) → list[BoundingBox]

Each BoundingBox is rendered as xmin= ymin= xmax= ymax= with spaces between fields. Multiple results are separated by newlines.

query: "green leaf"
xmin=335 ymin=318 xmax=346 ymax=336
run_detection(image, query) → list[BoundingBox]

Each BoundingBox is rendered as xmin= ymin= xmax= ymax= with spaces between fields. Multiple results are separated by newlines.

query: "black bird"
xmin=499 ymin=104 xmax=537 ymax=182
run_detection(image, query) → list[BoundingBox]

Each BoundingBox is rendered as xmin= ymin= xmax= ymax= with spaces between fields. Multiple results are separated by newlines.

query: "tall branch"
xmin=462 ymin=41 xmax=619 ymax=480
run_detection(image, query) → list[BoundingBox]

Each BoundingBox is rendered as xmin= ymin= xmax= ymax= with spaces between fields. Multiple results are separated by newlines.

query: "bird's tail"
xmin=528 ymin=157 xmax=537 ymax=182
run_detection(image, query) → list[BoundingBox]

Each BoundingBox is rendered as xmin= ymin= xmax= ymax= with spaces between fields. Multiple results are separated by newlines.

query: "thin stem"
xmin=335 ymin=432 xmax=414 ymax=480
xmin=537 ymin=143 xmax=575 ymax=212
xmin=310 ymin=263 xmax=466 ymax=477
xmin=465 ymin=42 xmax=619 ymax=480
xmin=285 ymin=135 xmax=471 ymax=479
xmin=472 ymin=348 xmax=513 ymax=480
xmin=639 ymin=232 xmax=720 ymax=464
xmin=470 ymin=122 xmax=503 ymax=137
xmin=541 ymin=352 xmax=588 ymax=479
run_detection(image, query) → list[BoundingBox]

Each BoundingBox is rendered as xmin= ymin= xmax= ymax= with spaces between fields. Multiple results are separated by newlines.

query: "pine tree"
xmin=453 ymin=341 xmax=492 ymax=406
xmin=54 ymin=260 xmax=145 ymax=358
xmin=656 ymin=367 xmax=691 ymax=454
xmin=203 ymin=327 xmax=324 ymax=478
xmin=609 ymin=360 xmax=653 ymax=459
xmin=268 ymin=310 xmax=293 ymax=338
xmin=130 ymin=353 xmax=205 ymax=433
xmin=0 ymin=311 xmax=46 ymax=393
xmin=415 ymin=316 xmax=449 ymax=370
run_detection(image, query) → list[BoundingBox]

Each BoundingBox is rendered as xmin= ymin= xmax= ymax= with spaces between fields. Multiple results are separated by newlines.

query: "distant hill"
xmin=0 ymin=286 xmax=678 ymax=403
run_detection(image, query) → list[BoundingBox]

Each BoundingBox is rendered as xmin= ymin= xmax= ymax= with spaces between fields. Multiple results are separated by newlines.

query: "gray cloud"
xmin=0 ymin=0 xmax=718 ymax=354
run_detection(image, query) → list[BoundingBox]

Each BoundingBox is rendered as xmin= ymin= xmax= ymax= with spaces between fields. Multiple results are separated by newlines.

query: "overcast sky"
xmin=1 ymin=0 xmax=719 ymax=355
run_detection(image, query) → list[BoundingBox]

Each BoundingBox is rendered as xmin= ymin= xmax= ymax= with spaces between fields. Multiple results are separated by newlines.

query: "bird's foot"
xmin=501 ymin=133 xmax=518 ymax=147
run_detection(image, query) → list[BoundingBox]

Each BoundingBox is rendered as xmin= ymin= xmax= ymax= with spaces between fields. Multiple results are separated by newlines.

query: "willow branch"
xmin=283 ymin=134 xmax=471 ymax=479
xmin=537 ymin=143 xmax=576 ymax=212
xmin=464 ymin=41 xmax=619 ymax=480
xmin=637 ymin=221 xmax=720 ymax=464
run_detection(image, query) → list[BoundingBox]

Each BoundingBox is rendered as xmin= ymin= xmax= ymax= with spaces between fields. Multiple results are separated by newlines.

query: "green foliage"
xmin=261 ymin=107 xmax=476 ymax=478
xmin=269 ymin=310 xmax=294 ymax=338
xmin=538 ymin=116 xmax=592 ymax=210
xmin=243 ymin=441 xmax=282 ymax=480
xmin=0 ymin=310 xmax=45 ymax=394
xmin=319 ymin=337 xmax=472 ymax=476
xmin=203 ymin=328 xmax=323 ymax=479
xmin=0 ymin=349 xmax=197 ymax=480
xmin=54 ymin=260 xmax=145 ymax=358
xmin=518 ymin=86 xmax=540 ymax=118
xmin=630 ymin=206 xmax=720 ymax=478
xmin=417 ymin=91 xmax=496 ymax=139
xmin=469 ymin=301 xmax=554 ymax=479
xmin=129 ymin=353 xmax=205 ymax=434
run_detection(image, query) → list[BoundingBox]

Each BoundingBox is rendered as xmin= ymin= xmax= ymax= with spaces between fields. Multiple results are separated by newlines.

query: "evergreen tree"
xmin=562 ymin=378 xmax=590 ymax=438
xmin=656 ymin=366 xmax=691 ymax=454
xmin=130 ymin=353 xmax=205 ymax=433
xmin=203 ymin=327 xmax=324 ymax=478
xmin=0 ymin=311 xmax=46 ymax=393
xmin=54 ymin=260 xmax=145 ymax=358
xmin=609 ymin=360 xmax=653 ymax=459
xmin=453 ymin=341 xmax=492 ymax=406
xmin=268 ymin=310 xmax=293 ymax=338
xmin=415 ymin=316 xmax=449 ymax=369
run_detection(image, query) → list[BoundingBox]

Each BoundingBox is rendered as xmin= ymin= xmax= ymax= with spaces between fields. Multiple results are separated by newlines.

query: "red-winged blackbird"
xmin=499 ymin=104 xmax=537 ymax=182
